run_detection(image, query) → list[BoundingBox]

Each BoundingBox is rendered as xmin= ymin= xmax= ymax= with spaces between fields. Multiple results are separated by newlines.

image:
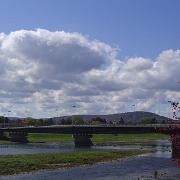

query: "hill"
xmin=52 ymin=111 xmax=170 ymax=124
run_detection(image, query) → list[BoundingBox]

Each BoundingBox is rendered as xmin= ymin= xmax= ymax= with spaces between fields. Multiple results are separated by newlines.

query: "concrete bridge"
xmin=0 ymin=124 xmax=180 ymax=148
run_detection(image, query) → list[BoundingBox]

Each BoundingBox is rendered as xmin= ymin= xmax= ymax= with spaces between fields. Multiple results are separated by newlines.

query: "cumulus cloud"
xmin=0 ymin=29 xmax=179 ymax=118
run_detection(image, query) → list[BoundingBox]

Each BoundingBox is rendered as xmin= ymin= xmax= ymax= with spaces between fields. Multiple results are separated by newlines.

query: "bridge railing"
xmin=1 ymin=124 xmax=180 ymax=130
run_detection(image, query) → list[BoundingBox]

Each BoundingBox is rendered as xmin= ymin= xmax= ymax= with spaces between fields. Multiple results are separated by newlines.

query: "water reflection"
xmin=0 ymin=142 xmax=75 ymax=155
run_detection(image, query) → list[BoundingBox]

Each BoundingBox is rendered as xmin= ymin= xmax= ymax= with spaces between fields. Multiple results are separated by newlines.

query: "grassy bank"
xmin=0 ymin=140 xmax=17 ymax=145
xmin=28 ymin=133 xmax=72 ymax=143
xmin=28 ymin=133 xmax=168 ymax=143
xmin=0 ymin=150 xmax=147 ymax=175
xmin=92 ymin=134 xmax=169 ymax=146
xmin=92 ymin=133 xmax=168 ymax=140
xmin=0 ymin=133 xmax=168 ymax=145
xmin=27 ymin=133 xmax=168 ymax=144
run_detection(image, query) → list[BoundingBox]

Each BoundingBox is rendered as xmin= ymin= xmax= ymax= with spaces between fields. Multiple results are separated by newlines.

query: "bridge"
xmin=0 ymin=124 xmax=180 ymax=148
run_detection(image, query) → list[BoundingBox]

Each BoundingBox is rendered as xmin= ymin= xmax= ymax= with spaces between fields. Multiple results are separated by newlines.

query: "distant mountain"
xmin=6 ymin=111 xmax=171 ymax=124
xmin=52 ymin=111 xmax=171 ymax=124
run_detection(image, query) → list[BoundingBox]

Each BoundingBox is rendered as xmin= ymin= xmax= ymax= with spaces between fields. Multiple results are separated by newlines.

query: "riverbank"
xmin=0 ymin=133 xmax=169 ymax=146
xmin=92 ymin=133 xmax=169 ymax=146
xmin=0 ymin=150 xmax=147 ymax=175
xmin=0 ymin=151 xmax=179 ymax=180
xmin=29 ymin=133 xmax=169 ymax=146
xmin=28 ymin=133 xmax=168 ymax=143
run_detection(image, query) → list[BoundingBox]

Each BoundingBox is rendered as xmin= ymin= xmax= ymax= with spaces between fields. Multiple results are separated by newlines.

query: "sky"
xmin=0 ymin=0 xmax=179 ymax=118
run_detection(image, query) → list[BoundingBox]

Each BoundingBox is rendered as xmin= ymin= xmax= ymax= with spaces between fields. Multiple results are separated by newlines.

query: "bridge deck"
xmin=0 ymin=124 xmax=179 ymax=134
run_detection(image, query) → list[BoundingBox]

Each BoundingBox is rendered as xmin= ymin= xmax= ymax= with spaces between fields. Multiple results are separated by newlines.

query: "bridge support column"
xmin=9 ymin=132 xmax=28 ymax=143
xmin=73 ymin=133 xmax=93 ymax=147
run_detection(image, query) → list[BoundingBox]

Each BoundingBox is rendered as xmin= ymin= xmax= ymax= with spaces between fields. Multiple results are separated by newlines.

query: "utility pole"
xmin=55 ymin=109 xmax=58 ymax=125
xmin=3 ymin=114 xmax=6 ymax=128
xmin=72 ymin=105 xmax=77 ymax=125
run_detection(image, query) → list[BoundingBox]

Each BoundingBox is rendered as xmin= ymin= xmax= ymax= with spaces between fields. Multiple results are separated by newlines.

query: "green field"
xmin=0 ymin=150 xmax=147 ymax=175
xmin=27 ymin=133 xmax=168 ymax=143
xmin=0 ymin=133 xmax=168 ymax=145
xmin=28 ymin=133 xmax=72 ymax=143
xmin=27 ymin=133 xmax=169 ymax=146
xmin=92 ymin=133 xmax=168 ymax=140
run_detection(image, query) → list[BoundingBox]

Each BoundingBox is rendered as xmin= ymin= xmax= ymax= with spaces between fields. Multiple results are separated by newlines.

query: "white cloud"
xmin=0 ymin=29 xmax=179 ymax=118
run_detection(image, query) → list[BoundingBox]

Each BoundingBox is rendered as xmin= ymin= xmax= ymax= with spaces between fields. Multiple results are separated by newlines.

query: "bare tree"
xmin=168 ymin=101 xmax=180 ymax=120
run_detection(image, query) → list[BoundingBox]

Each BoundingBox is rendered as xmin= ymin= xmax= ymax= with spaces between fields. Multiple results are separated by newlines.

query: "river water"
xmin=0 ymin=140 xmax=171 ymax=155
xmin=0 ymin=140 xmax=179 ymax=180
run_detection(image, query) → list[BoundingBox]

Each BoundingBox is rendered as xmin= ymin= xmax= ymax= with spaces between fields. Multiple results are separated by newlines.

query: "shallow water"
xmin=0 ymin=142 xmax=75 ymax=155
xmin=0 ymin=140 xmax=179 ymax=180
xmin=0 ymin=139 xmax=171 ymax=155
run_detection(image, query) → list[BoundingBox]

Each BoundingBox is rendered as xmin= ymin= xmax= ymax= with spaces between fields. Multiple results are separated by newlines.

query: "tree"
xmin=140 ymin=117 xmax=157 ymax=124
xmin=90 ymin=117 xmax=106 ymax=125
xmin=0 ymin=116 xmax=8 ymax=127
xmin=35 ymin=119 xmax=44 ymax=126
xmin=23 ymin=117 xmax=36 ymax=126
xmin=64 ymin=117 xmax=72 ymax=125
xmin=72 ymin=116 xmax=84 ymax=125
xmin=118 ymin=117 xmax=125 ymax=125
xmin=161 ymin=120 xmax=166 ymax=124
xmin=46 ymin=118 xmax=54 ymax=126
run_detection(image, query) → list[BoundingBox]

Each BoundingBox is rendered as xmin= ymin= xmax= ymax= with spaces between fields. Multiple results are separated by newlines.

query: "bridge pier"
xmin=9 ymin=132 xmax=28 ymax=143
xmin=73 ymin=133 xmax=93 ymax=147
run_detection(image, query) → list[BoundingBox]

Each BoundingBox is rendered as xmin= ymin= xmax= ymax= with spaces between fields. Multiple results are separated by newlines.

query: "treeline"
xmin=60 ymin=116 xmax=125 ymax=125
xmin=139 ymin=117 xmax=167 ymax=124
xmin=0 ymin=116 xmax=9 ymax=127
xmin=0 ymin=115 xmax=168 ymax=127
xmin=11 ymin=118 xmax=54 ymax=127
xmin=0 ymin=116 xmax=126 ymax=127
xmin=0 ymin=116 xmax=54 ymax=127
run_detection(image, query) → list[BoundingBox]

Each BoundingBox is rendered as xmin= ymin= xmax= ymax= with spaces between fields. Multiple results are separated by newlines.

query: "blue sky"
xmin=0 ymin=0 xmax=180 ymax=58
xmin=0 ymin=0 xmax=179 ymax=118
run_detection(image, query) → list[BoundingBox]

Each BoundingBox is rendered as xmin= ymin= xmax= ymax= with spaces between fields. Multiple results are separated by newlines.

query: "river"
xmin=0 ymin=140 xmax=179 ymax=180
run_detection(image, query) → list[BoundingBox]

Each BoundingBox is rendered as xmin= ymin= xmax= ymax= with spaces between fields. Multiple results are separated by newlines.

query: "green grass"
xmin=27 ymin=133 xmax=168 ymax=143
xmin=92 ymin=133 xmax=168 ymax=140
xmin=92 ymin=134 xmax=168 ymax=146
xmin=0 ymin=140 xmax=17 ymax=145
xmin=94 ymin=140 xmax=163 ymax=146
xmin=28 ymin=133 xmax=72 ymax=143
xmin=0 ymin=150 xmax=147 ymax=175
xmin=0 ymin=133 xmax=169 ymax=147
xmin=0 ymin=133 xmax=168 ymax=145
xmin=26 ymin=133 xmax=169 ymax=147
